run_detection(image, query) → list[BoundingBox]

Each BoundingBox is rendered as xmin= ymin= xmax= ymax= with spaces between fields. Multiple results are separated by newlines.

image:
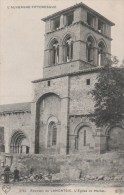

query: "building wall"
xmin=0 ymin=112 xmax=32 ymax=153
xmin=32 ymin=76 xmax=69 ymax=155
xmin=69 ymin=72 xmax=97 ymax=115
xmin=37 ymin=94 xmax=61 ymax=154
xmin=0 ymin=127 xmax=4 ymax=152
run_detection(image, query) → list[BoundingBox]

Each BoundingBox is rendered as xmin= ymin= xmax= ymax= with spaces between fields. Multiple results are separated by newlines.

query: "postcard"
xmin=0 ymin=0 xmax=124 ymax=194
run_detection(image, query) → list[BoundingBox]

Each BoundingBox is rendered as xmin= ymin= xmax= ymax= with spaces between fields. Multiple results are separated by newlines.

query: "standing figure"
xmin=13 ymin=167 xmax=19 ymax=182
xmin=4 ymin=165 xmax=10 ymax=183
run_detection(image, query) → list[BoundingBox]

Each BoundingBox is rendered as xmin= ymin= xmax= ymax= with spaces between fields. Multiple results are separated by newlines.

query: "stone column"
xmin=79 ymin=41 xmax=87 ymax=61
xmin=45 ymin=20 xmax=51 ymax=33
xmin=94 ymin=17 xmax=98 ymax=30
xmin=59 ymin=45 xmax=63 ymax=64
xmin=4 ymin=127 xmax=10 ymax=153
xmin=93 ymin=47 xmax=98 ymax=66
xmin=94 ymin=128 xmax=107 ymax=153
xmin=69 ymin=135 xmax=77 ymax=154
xmin=100 ymin=135 xmax=107 ymax=153
xmin=30 ymin=102 xmax=37 ymax=154
xmin=60 ymin=97 xmax=69 ymax=155
xmin=60 ymin=15 xmax=64 ymax=28
xmin=94 ymin=128 xmax=101 ymax=153
xmin=74 ymin=7 xmax=82 ymax=23
xmin=73 ymin=41 xmax=80 ymax=61
xmin=44 ymin=49 xmax=50 ymax=67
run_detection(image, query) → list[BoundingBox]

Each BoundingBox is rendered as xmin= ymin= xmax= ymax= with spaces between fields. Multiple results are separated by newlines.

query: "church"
xmin=0 ymin=2 xmax=124 ymax=156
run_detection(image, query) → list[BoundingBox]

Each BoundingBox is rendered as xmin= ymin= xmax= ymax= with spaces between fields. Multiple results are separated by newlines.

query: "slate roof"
xmin=0 ymin=102 xmax=31 ymax=114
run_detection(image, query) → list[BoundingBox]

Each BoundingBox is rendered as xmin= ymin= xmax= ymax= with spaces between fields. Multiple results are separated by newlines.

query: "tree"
xmin=90 ymin=57 xmax=124 ymax=128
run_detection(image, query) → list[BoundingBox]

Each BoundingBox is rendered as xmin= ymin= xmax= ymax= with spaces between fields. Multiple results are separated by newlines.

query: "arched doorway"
xmin=10 ymin=131 xmax=30 ymax=154
xmin=107 ymin=126 xmax=124 ymax=151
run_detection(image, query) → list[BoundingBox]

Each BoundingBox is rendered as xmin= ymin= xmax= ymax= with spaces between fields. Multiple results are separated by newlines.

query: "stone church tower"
xmin=1 ymin=3 xmax=123 ymax=156
xmin=31 ymin=3 xmax=114 ymax=155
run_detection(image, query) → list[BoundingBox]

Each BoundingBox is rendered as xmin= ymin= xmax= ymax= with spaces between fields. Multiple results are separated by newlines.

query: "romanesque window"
xmin=98 ymin=42 xmax=106 ymax=66
xmin=63 ymin=36 xmax=73 ymax=62
xmin=87 ymin=13 xmax=94 ymax=27
xmin=98 ymin=19 xmax=105 ymax=34
xmin=66 ymin=12 xmax=74 ymax=26
xmin=50 ymin=40 xmax=59 ymax=65
xmin=53 ymin=17 xmax=60 ymax=30
xmin=86 ymin=36 xmax=94 ymax=63
xmin=47 ymin=122 xmax=57 ymax=147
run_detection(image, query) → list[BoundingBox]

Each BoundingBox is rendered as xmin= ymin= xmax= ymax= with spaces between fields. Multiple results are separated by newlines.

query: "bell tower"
xmin=42 ymin=3 xmax=114 ymax=79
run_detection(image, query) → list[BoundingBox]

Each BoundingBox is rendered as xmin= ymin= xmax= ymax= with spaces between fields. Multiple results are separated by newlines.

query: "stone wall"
xmin=37 ymin=94 xmax=61 ymax=154
xmin=68 ymin=116 xmax=96 ymax=154
xmin=0 ymin=127 xmax=5 ymax=152
xmin=32 ymin=76 xmax=69 ymax=155
xmin=43 ymin=20 xmax=112 ymax=78
xmin=0 ymin=112 xmax=32 ymax=153
xmin=69 ymin=72 xmax=97 ymax=115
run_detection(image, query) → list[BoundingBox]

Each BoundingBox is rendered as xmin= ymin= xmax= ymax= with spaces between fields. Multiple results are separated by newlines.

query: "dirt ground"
xmin=0 ymin=180 xmax=124 ymax=187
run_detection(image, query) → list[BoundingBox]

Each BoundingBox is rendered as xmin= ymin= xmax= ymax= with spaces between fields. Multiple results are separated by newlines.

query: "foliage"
xmin=90 ymin=57 xmax=124 ymax=127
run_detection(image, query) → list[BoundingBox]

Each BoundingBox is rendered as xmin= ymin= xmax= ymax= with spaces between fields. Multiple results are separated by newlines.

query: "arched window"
xmin=63 ymin=36 xmax=73 ymax=62
xmin=47 ymin=122 xmax=57 ymax=147
xmin=98 ymin=42 xmax=106 ymax=66
xmin=86 ymin=36 xmax=94 ymax=63
xmin=75 ymin=126 xmax=94 ymax=152
xmin=107 ymin=126 xmax=124 ymax=151
xmin=49 ymin=40 xmax=59 ymax=65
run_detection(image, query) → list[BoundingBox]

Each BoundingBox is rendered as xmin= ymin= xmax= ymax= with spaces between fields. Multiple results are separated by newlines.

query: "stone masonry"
xmin=0 ymin=3 xmax=124 ymax=157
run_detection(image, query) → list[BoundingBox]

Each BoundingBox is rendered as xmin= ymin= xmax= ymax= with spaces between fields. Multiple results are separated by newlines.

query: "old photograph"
xmin=0 ymin=0 xmax=124 ymax=194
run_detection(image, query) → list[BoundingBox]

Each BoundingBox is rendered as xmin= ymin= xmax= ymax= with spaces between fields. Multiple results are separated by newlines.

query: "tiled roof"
xmin=42 ymin=2 xmax=115 ymax=26
xmin=0 ymin=102 xmax=31 ymax=113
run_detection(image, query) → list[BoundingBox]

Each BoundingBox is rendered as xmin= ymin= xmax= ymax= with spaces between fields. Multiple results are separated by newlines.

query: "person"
xmin=4 ymin=165 xmax=10 ymax=183
xmin=13 ymin=167 xmax=19 ymax=182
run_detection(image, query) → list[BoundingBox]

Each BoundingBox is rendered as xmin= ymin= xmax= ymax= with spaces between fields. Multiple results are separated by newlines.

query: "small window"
xmin=66 ymin=12 xmax=74 ymax=26
xmin=52 ymin=125 xmax=57 ymax=146
xmin=53 ymin=17 xmax=60 ymax=30
xmin=84 ymin=130 xmax=86 ymax=146
xmin=48 ymin=80 xmax=50 ymax=86
xmin=98 ymin=19 xmax=105 ymax=34
xmin=86 ymin=79 xmax=90 ymax=85
xmin=87 ymin=13 xmax=94 ymax=27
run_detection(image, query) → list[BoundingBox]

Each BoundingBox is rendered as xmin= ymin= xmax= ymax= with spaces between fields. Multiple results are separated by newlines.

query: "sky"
xmin=0 ymin=0 xmax=124 ymax=105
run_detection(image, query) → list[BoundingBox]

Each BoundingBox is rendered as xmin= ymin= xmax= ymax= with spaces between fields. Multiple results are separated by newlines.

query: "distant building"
xmin=0 ymin=3 xmax=124 ymax=155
